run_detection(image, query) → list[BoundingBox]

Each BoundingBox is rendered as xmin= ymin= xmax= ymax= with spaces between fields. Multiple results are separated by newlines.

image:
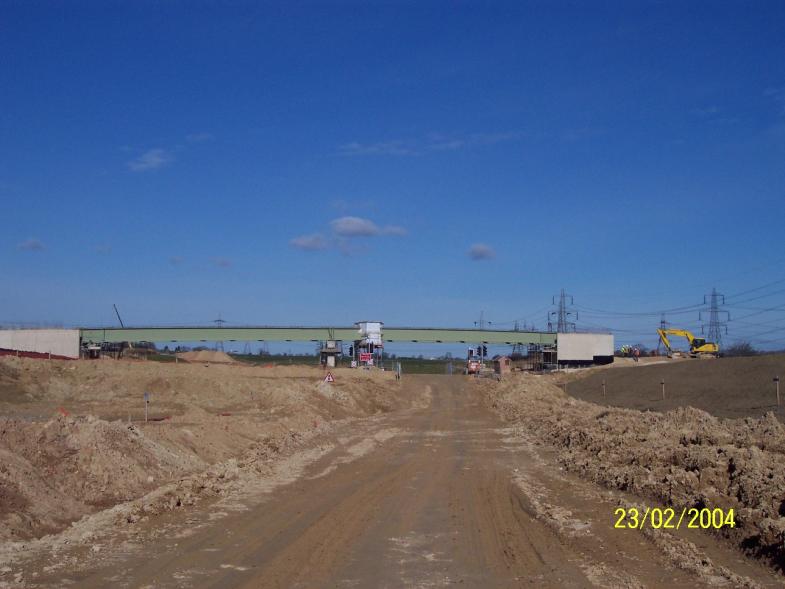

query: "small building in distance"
xmin=493 ymin=355 xmax=512 ymax=376
xmin=319 ymin=340 xmax=341 ymax=367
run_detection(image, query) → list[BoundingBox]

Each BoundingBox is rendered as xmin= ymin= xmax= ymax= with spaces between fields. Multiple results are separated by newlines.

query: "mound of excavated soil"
xmin=484 ymin=373 xmax=785 ymax=572
xmin=0 ymin=357 xmax=424 ymax=542
xmin=0 ymin=414 xmax=194 ymax=540
xmin=175 ymin=350 xmax=236 ymax=364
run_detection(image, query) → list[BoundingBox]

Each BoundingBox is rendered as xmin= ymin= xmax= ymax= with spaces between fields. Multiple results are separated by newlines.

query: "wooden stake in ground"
xmin=602 ymin=379 xmax=606 ymax=398
xmin=775 ymin=376 xmax=780 ymax=407
xmin=661 ymin=378 xmax=665 ymax=400
xmin=144 ymin=391 xmax=150 ymax=422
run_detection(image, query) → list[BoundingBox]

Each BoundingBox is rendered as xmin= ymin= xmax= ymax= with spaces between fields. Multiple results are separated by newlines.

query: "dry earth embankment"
xmin=484 ymin=373 xmax=785 ymax=573
xmin=0 ymin=358 xmax=421 ymax=542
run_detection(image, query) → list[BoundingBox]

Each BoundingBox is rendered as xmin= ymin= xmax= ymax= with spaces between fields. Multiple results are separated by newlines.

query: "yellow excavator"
xmin=656 ymin=328 xmax=719 ymax=358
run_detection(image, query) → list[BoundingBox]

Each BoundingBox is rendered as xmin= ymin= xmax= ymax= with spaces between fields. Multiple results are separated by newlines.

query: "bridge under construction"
xmin=1 ymin=323 xmax=613 ymax=366
xmin=78 ymin=325 xmax=556 ymax=346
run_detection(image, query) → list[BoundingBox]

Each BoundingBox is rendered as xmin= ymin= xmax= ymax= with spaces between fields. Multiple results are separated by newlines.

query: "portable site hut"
xmin=493 ymin=355 xmax=512 ymax=375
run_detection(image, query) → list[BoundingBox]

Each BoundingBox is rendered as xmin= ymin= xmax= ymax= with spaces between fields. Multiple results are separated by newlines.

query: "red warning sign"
xmin=324 ymin=372 xmax=335 ymax=383
xmin=359 ymin=352 xmax=372 ymax=362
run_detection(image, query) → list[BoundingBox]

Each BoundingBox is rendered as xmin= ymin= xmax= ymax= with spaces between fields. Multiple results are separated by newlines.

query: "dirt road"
xmin=10 ymin=376 xmax=783 ymax=588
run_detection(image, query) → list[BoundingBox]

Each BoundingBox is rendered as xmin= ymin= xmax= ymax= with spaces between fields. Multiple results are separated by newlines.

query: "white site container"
xmin=557 ymin=333 xmax=614 ymax=364
xmin=355 ymin=321 xmax=384 ymax=346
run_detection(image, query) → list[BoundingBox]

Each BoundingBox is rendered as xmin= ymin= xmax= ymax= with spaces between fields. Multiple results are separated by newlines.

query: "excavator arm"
xmin=656 ymin=328 xmax=718 ymax=357
xmin=657 ymin=328 xmax=695 ymax=352
xmin=657 ymin=329 xmax=673 ymax=354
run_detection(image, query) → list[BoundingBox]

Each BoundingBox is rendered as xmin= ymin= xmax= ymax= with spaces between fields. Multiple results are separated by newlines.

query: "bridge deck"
xmin=79 ymin=326 xmax=557 ymax=346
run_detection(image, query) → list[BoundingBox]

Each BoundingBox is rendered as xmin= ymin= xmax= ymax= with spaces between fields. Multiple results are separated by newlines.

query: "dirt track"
xmin=6 ymin=375 xmax=783 ymax=588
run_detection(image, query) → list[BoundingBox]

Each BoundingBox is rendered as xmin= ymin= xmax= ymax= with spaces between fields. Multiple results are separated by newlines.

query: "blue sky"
xmin=2 ymin=1 xmax=785 ymax=350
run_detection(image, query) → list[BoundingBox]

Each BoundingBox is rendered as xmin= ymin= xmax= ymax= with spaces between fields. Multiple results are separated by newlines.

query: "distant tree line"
xmin=722 ymin=341 xmax=758 ymax=357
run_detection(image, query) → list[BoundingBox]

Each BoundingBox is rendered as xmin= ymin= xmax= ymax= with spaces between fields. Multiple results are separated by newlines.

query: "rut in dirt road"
xmin=20 ymin=376 xmax=784 ymax=588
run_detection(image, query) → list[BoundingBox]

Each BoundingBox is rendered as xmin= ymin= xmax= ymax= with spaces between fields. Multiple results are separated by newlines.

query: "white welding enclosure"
xmin=557 ymin=333 xmax=614 ymax=365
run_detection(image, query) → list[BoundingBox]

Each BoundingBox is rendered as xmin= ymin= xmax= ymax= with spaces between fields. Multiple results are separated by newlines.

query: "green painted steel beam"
xmin=382 ymin=328 xmax=555 ymax=345
xmin=79 ymin=326 xmax=556 ymax=346
xmin=78 ymin=327 xmax=359 ymax=344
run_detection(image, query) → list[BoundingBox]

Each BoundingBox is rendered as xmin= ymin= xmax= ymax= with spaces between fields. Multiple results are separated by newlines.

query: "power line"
xmin=726 ymin=306 xmax=785 ymax=313
xmin=701 ymin=288 xmax=728 ymax=348
xmin=573 ymin=277 xmax=785 ymax=319
xmin=728 ymin=313 xmax=785 ymax=328
xmin=723 ymin=287 xmax=785 ymax=307
xmin=724 ymin=277 xmax=785 ymax=301
xmin=573 ymin=303 xmax=706 ymax=318
xmin=492 ymin=305 xmax=552 ymax=326
xmin=725 ymin=322 xmax=784 ymax=337
xmin=732 ymin=301 xmax=785 ymax=322
xmin=549 ymin=289 xmax=576 ymax=332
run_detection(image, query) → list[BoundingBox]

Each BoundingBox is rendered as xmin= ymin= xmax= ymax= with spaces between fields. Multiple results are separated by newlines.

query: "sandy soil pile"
xmin=0 ymin=358 xmax=403 ymax=419
xmin=0 ymin=357 xmax=419 ymax=542
xmin=484 ymin=373 xmax=785 ymax=571
xmin=175 ymin=350 xmax=236 ymax=363
xmin=0 ymin=414 xmax=196 ymax=539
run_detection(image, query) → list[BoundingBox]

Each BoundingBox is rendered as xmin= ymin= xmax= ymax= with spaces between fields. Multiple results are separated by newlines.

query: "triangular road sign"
xmin=324 ymin=372 xmax=335 ymax=383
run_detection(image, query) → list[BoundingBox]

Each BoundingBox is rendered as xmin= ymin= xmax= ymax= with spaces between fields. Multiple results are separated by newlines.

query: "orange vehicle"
xmin=465 ymin=346 xmax=484 ymax=374
xmin=466 ymin=359 xmax=482 ymax=374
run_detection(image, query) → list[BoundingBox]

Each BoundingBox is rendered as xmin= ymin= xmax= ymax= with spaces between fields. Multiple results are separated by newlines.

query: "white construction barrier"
xmin=0 ymin=329 xmax=80 ymax=359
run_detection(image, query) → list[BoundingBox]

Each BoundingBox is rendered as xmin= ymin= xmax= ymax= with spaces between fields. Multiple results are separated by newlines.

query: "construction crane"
xmin=656 ymin=328 xmax=719 ymax=358
xmin=113 ymin=304 xmax=124 ymax=328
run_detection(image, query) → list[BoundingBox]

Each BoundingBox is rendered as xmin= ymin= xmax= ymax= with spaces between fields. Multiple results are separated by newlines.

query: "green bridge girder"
xmin=79 ymin=326 xmax=557 ymax=346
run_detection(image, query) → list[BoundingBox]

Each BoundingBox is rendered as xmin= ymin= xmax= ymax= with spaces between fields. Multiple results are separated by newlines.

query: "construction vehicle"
xmin=465 ymin=353 xmax=482 ymax=375
xmin=465 ymin=346 xmax=486 ymax=375
xmin=656 ymin=328 xmax=719 ymax=358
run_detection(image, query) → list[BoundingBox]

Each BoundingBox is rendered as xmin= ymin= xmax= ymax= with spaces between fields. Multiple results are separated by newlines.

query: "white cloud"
xmin=127 ymin=148 xmax=173 ymax=171
xmin=428 ymin=139 xmax=466 ymax=151
xmin=329 ymin=216 xmax=407 ymax=238
xmin=186 ymin=132 xmax=214 ymax=142
xmin=292 ymin=217 xmax=407 ymax=253
xmin=330 ymin=216 xmax=381 ymax=237
xmin=290 ymin=233 xmax=329 ymax=251
xmin=209 ymin=257 xmax=232 ymax=268
xmin=337 ymin=132 xmax=519 ymax=157
xmin=428 ymin=131 xmax=518 ymax=151
xmin=17 ymin=238 xmax=44 ymax=251
xmin=337 ymin=141 xmax=415 ymax=156
xmin=467 ymin=243 xmax=496 ymax=261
